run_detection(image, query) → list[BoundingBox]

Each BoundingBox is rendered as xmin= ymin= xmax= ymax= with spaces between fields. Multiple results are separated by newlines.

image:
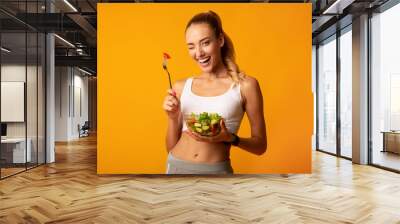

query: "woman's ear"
xmin=219 ymin=34 xmax=225 ymax=48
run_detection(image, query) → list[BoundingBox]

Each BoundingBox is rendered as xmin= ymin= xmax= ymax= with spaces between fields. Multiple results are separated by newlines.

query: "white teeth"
xmin=199 ymin=57 xmax=210 ymax=64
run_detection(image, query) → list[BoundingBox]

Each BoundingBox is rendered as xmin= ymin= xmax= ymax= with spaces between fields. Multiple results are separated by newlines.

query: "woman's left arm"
xmin=185 ymin=76 xmax=267 ymax=155
xmin=235 ymin=76 xmax=267 ymax=155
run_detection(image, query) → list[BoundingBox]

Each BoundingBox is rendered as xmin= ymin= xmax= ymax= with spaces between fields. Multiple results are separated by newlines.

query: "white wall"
xmin=1 ymin=65 xmax=38 ymax=137
xmin=1 ymin=82 xmax=25 ymax=122
xmin=55 ymin=67 xmax=89 ymax=141
xmin=55 ymin=67 xmax=70 ymax=141
xmin=88 ymin=77 xmax=97 ymax=132
xmin=73 ymin=73 xmax=89 ymax=137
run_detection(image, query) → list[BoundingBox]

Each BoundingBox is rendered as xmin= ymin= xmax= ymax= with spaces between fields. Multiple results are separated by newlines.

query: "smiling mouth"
xmin=198 ymin=57 xmax=211 ymax=65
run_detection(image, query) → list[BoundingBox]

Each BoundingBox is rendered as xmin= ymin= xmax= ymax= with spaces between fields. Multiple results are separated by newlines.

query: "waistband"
xmin=167 ymin=152 xmax=232 ymax=172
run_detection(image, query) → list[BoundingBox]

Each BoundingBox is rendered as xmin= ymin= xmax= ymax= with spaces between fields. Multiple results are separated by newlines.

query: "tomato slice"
xmin=163 ymin=52 xmax=171 ymax=59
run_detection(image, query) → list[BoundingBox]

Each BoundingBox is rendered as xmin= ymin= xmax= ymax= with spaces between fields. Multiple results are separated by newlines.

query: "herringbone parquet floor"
xmin=1 ymin=134 xmax=400 ymax=224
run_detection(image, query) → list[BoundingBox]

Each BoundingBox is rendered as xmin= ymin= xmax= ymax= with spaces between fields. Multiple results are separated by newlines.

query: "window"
xmin=317 ymin=35 xmax=337 ymax=154
xmin=371 ymin=2 xmax=400 ymax=171
xmin=340 ymin=28 xmax=352 ymax=158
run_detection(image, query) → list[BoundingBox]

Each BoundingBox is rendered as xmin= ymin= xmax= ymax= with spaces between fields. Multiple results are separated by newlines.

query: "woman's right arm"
xmin=163 ymin=80 xmax=185 ymax=152
xmin=166 ymin=115 xmax=182 ymax=152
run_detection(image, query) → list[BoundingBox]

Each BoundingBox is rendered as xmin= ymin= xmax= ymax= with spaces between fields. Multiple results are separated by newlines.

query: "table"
xmin=381 ymin=131 xmax=400 ymax=154
xmin=1 ymin=138 xmax=31 ymax=163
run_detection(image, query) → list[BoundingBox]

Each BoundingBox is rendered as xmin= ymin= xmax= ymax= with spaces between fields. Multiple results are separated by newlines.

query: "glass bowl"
xmin=184 ymin=112 xmax=222 ymax=137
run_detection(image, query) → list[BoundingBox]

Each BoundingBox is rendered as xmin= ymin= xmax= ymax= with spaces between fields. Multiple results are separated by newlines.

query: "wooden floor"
xmin=0 ymin=167 xmax=25 ymax=178
xmin=1 ymin=135 xmax=400 ymax=223
xmin=373 ymin=151 xmax=400 ymax=171
xmin=1 ymin=163 xmax=45 ymax=178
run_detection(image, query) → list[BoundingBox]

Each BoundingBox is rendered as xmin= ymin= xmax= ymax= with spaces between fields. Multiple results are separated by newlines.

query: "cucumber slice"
xmin=202 ymin=125 xmax=210 ymax=131
xmin=194 ymin=123 xmax=201 ymax=127
xmin=195 ymin=128 xmax=203 ymax=133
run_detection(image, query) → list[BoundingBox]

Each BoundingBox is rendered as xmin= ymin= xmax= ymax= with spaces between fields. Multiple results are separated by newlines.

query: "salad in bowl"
xmin=185 ymin=112 xmax=223 ymax=136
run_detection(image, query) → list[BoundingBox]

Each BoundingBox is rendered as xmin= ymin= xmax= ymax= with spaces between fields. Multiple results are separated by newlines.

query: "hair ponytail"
xmin=221 ymin=32 xmax=244 ymax=83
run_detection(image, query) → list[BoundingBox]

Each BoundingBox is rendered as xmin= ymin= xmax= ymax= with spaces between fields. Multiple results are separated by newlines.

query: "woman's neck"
xmin=202 ymin=63 xmax=228 ymax=80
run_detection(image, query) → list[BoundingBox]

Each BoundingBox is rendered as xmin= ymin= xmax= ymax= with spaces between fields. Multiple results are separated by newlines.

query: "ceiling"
xmin=0 ymin=0 xmax=97 ymax=74
xmin=0 ymin=0 xmax=394 ymax=75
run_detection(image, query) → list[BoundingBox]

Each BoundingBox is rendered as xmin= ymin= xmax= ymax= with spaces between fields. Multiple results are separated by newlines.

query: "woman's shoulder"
xmin=238 ymin=74 xmax=262 ymax=105
xmin=239 ymin=74 xmax=260 ymax=91
xmin=172 ymin=77 xmax=191 ymax=97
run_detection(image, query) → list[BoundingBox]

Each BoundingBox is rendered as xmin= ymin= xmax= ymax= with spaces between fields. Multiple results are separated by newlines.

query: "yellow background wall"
xmin=98 ymin=3 xmax=312 ymax=174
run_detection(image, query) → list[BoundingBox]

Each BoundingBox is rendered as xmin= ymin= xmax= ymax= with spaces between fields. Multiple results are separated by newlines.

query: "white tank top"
xmin=180 ymin=77 xmax=244 ymax=134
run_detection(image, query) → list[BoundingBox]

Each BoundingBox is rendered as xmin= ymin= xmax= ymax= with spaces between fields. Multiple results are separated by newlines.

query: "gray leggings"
xmin=166 ymin=152 xmax=233 ymax=174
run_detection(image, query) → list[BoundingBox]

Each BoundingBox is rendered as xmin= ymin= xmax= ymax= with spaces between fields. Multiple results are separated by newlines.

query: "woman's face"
xmin=185 ymin=23 xmax=224 ymax=73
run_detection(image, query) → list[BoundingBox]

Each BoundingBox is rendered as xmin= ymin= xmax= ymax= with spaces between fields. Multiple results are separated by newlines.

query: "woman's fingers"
xmin=165 ymin=90 xmax=179 ymax=107
xmin=167 ymin=89 xmax=177 ymax=97
xmin=167 ymin=91 xmax=178 ymax=104
xmin=163 ymin=89 xmax=180 ymax=120
xmin=165 ymin=101 xmax=178 ymax=111
xmin=167 ymin=96 xmax=179 ymax=106
xmin=166 ymin=101 xmax=177 ymax=108
xmin=185 ymin=130 xmax=214 ymax=142
xmin=163 ymin=93 xmax=179 ymax=110
xmin=220 ymin=119 xmax=228 ymax=132
xmin=163 ymin=104 xmax=172 ymax=111
xmin=184 ymin=130 xmax=194 ymax=137
xmin=163 ymin=103 xmax=178 ymax=112
xmin=163 ymin=99 xmax=177 ymax=110
xmin=185 ymin=130 xmax=201 ymax=141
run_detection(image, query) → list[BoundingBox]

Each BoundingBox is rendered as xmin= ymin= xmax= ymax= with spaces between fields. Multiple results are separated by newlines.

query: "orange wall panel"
xmin=98 ymin=3 xmax=312 ymax=174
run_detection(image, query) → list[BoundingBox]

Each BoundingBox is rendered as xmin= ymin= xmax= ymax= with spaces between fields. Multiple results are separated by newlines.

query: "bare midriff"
xmin=170 ymin=132 xmax=231 ymax=163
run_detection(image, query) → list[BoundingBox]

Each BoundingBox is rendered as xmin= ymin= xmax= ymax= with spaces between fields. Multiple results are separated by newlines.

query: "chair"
xmin=79 ymin=121 xmax=90 ymax=138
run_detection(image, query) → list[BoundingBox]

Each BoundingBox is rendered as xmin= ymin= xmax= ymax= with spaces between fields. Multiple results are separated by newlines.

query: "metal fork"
xmin=162 ymin=54 xmax=172 ymax=89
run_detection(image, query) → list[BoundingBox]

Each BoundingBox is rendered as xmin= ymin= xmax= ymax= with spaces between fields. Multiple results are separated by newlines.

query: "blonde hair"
xmin=186 ymin=10 xmax=245 ymax=83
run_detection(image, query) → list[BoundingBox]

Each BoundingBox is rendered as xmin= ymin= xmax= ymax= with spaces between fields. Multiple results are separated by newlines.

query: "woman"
xmin=162 ymin=11 xmax=267 ymax=174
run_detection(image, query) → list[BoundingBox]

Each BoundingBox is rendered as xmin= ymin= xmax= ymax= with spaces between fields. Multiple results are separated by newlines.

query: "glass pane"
xmin=312 ymin=45 xmax=317 ymax=151
xmin=27 ymin=0 xmax=38 ymax=168
xmin=1 ymin=31 xmax=27 ymax=178
xmin=27 ymin=31 xmax=38 ymax=169
xmin=371 ymin=3 xmax=400 ymax=171
xmin=0 ymin=1 xmax=46 ymax=178
xmin=38 ymin=32 xmax=45 ymax=165
xmin=340 ymin=29 xmax=352 ymax=158
xmin=318 ymin=36 xmax=337 ymax=154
